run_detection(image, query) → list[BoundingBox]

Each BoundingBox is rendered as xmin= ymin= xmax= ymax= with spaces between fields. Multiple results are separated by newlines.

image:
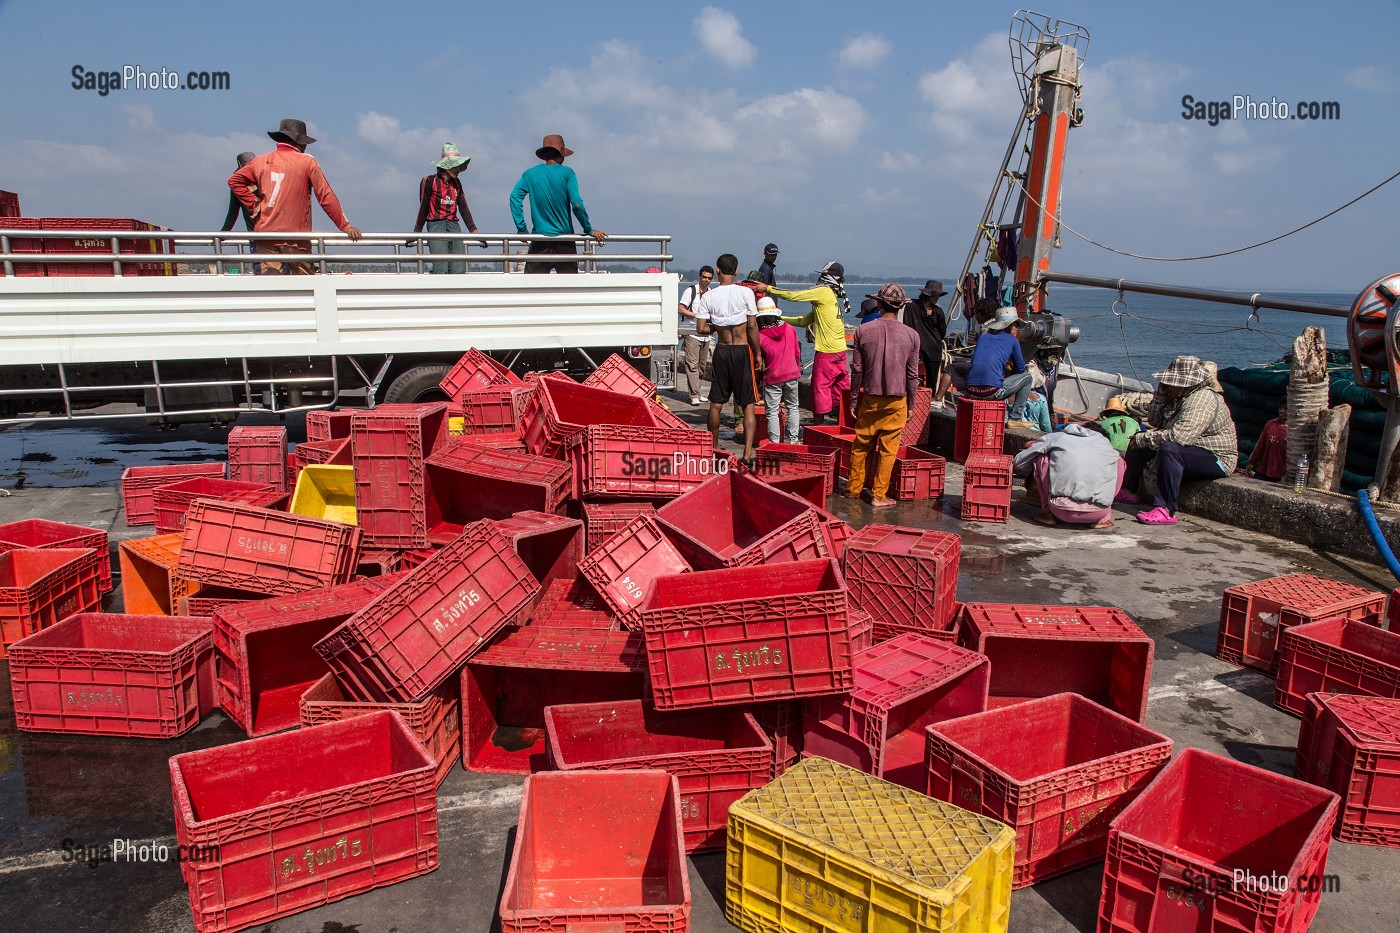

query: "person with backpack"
xmin=677 ymin=265 xmax=716 ymax=404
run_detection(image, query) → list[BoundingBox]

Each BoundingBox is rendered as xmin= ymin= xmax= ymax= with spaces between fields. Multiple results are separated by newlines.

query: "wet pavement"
xmin=0 ymin=400 xmax=1397 ymax=932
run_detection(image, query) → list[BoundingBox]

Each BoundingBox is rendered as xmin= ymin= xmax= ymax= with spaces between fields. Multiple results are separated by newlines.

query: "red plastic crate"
xmin=488 ymin=511 xmax=586 ymax=623
xmin=802 ymin=424 xmax=857 ymax=481
xmin=579 ymin=514 xmax=691 ymax=618
xmin=1391 ymin=588 xmax=1400 ymax=630
xmin=119 ymin=533 xmax=197 ymax=615
xmin=499 ymin=770 xmax=690 ymax=933
xmin=0 ymin=216 xmax=45 ymax=276
xmin=520 ymin=378 xmax=661 ymax=458
xmin=0 ymin=189 xmax=19 ymax=217
xmin=121 ymin=462 xmax=227 ymax=525
xmin=1216 ymin=572 xmax=1385 ymax=675
xmin=0 ymin=548 xmax=103 ymax=658
xmin=424 ymin=445 xmax=572 ymax=544
xmin=294 ymin=437 xmax=351 ymax=469
xmin=439 ymin=347 xmax=521 ymax=398
xmin=961 ymin=453 xmax=1013 ymax=523
xmin=546 ymin=698 xmax=773 ymax=853
xmin=170 ymin=711 xmax=438 ymax=933
xmin=213 ymin=577 xmax=395 ymax=737
xmin=636 ymin=558 xmax=853 ymax=709
xmin=177 ymin=499 xmax=361 ymax=596
xmin=890 ymin=446 xmax=947 ymax=500
xmin=755 ymin=443 xmax=838 ymax=497
xmin=1275 ymin=617 xmax=1400 ymax=715
xmin=582 ymin=353 xmax=657 ymax=398
xmin=899 ymin=387 xmax=934 ymax=447
xmin=819 ymin=512 xmax=852 ymax=562
xmin=805 ymin=633 xmax=989 ymax=790
xmin=654 ymin=470 xmax=829 ymax=570
xmin=457 ymin=384 xmax=533 ymax=431
xmin=1097 ymin=748 xmax=1338 ymax=933
xmin=180 ymin=587 xmax=262 ymax=617
xmin=9 ymin=613 xmax=215 ymax=738
xmin=463 ymin=625 xmax=646 ymax=773
xmin=844 ymin=523 xmax=961 ymax=639
xmin=954 ymin=396 xmax=1006 ymax=462
xmin=445 ymin=430 xmax=528 ymax=453
xmin=316 ymin=524 xmax=539 ymax=703
xmin=350 ymin=402 xmax=450 ymax=548
xmin=1296 ymin=693 xmax=1400 ymax=846
xmin=581 ymin=499 xmax=659 ymax=553
xmin=227 ymin=426 xmax=289 ymax=491
xmin=759 ymin=467 xmax=828 ymax=508
xmin=849 ymin=607 xmax=875 ymax=653
xmin=153 ymin=477 xmax=287 ymax=534
xmin=299 ymin=673 xmax=461 ymax=786
xmin=649 ymin=398 xmax=689 ymax=429
xmin=958 ymin=602 xmax=1155 ymax=722
xmin=528 ymin=575 xmax=618 ymax=629
xmin=0 ymin=518 xmax=111 ymax=594
xmin=929 ymin=692 xmax=1172 ymax=888
xmin=304 ymin=409 xmax=354 ymax=443
xmin=566 ymin=424 xmax=715 ymax=499
xmin=40 ymin=217 xmax=168 ymax=276
xmin=751 ymin=700 xmax=804 ymax=775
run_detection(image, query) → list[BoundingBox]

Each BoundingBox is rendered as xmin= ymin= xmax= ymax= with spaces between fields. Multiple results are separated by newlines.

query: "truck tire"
xmin=383 ymin=364 xmax=451 ymax=404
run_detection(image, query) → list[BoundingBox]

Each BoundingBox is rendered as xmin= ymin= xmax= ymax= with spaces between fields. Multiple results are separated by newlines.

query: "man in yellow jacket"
xmin=768 ymin=261 xmax=852 ymax=425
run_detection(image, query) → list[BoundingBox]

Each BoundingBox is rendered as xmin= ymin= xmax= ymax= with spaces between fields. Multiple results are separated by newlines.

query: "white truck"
xmin=0 ymin=228 xmax=678 ymax=423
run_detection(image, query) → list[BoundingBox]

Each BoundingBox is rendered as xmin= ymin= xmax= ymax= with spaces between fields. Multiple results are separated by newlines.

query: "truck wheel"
xmin=383 ymin=364 xmax=451 ymax=404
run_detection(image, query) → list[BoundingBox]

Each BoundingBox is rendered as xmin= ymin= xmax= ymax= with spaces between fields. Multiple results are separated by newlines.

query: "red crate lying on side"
xmin=121 ymin=462 xmax=227 ymax=525
xmin=9 ymin=613 xmax=215 ymax=738
xmin=805 ymin=634 xmax=988 ymax=790
xmin=928 ymin=692 xmax=1172 ymax=888
xmin=1296 ymin=692 xmax=1400 ymax=846
xmin=294 ymin=437 xmax=351 ymax=469
xmin=582 ymin=353 xmax=657 ymax=398
xmin=755 ymin=443 xmax=837 ymax=497
xmin=1217 ymin=572 xmax=1385 ymax=675
xmin=757 ymin=466 xmax=829 ymax=508
xmin=581 ymin=499 xmax=659 ymax=553
xmin=567 ymin=424 xmax=715 ymax=499
xmin=520 ymin=378 xmax=661 ymax=458
xmin=636 ymin=558 xmax=852 ymax=709
xmin=350 ymin=403 xmax=450 ymax=548
xmin=213 ymin=577 xmax=395 ymax=737
xmin=961 ymin=453 xmax=1013 ymax=523
xmin=119 ymin=534 xmax=196 ymax=615
xmin=304 ymin=409 xmax=354 ymax=443
xmin=227 ymin=426 xmax=288 ymax=491
xmin=170 ymin=711 xmax=438 ymax=933
xmin=179 ymin=586 xmax=262 ymax=617
xmin=802 ymin=424 xmax=857 ymax=481
xmin=545 ymin=698 xmax=772 ymax=853
xmin=439 ymin=347 xmax=521 ymax=398
xmin=579 ymin=514 xmax=691 ymax=619
xmin=0 ymin=518 xmax=111 ymax=594
xmin=488 ymin=511 xmax=585 ymax=623
xmin=890 ymin=447 xmax=947 ymax=500
xmin=316 ymin=524 xmax=539 ymax=703
xmin=1097 ymin=748 xmax=1338 ymax=933
xmin=818 ymin=512 xmax=852 ymax=562
xmin=954 ymin=396 xmax=1005 ymax=463
xmin=300 ymin=673 xmax=460 ymax=786
xmin=457 ymin=384 xmax=533 ymax=432
xmin=0 ymin=548 xmax=103 ymax=658
xmin=844 ymin=523 xmax=961 ymax=640
xmin=463 ymin=626 xmax=646 ymax=773
xmin=153 ymin=477 xmax=288 ymax=534
xmin=958 ymin=602 xmax=1154 ymax=722
xmin=178 ymin=500 xmax=361 ymax=596
xmin=424 ymin=445 xmax=571 ymax=544
xmin=498 ymin=770 xmax=690 ymax=933
xmin=528 ymin=575 xmax=618 ymax=629
xmin=654 ymin=470 xmax=828 ymax=570
xmin=1275 ymin=617 xmax=1400 ymax=715
xmin=849 ymin=607 xmax=874 ymax=653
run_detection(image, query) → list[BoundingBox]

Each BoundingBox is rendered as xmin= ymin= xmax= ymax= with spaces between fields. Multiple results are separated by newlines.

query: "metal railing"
xmin=0 ymin=229 xmax=673 ymax=276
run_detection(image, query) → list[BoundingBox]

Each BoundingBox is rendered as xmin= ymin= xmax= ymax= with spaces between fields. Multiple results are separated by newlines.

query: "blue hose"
xmin=1358 ymin=488 xmax=1400 ymax=583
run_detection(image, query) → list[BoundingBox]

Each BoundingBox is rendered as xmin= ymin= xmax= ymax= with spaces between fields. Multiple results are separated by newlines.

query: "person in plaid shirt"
xmin=1118 ymin=355 xmax=1238 ymax=525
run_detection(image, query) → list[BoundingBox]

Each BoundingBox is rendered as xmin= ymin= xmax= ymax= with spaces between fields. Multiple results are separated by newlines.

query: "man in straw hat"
xmin=1118 ymin=354 xmax=1238 ymax=525
xmin=509 ymin=134 xmax=607 ymax=274
xmin=228 ymin=118 xmax=362 ymax=275
xmin=413 ymin=142 xmax=480 ymax=274
xmin=1097 ymin=396 xmax=1141 ymax=453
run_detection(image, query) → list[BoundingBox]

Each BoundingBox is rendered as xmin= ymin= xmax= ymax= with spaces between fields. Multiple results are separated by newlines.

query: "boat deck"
xmin=0 ymin=399 xmax=1396 ymax=932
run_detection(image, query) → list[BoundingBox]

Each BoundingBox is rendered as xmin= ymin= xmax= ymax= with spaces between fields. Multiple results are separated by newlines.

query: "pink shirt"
xmin=759 ymin=322 xmax=801 ymax=386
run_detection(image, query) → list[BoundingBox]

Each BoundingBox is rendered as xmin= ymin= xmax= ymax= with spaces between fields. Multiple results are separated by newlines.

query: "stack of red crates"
xmin=1296 ymin=693 xmax=1400 ymax=845
xmin=40 ymin=217 xmax=169 ymax=276
xmin=961 ymin=453 xmax=1013 ymax=522
xmin=0 ymin=216 xmax=45 ymax=276
xmin=350 ymin=402 xmax=450 ymax=548
xmin=1215 ymin=572 xmax=1384 ymax=674
xmin=953 ymin=396 xmax=1005 ymax=462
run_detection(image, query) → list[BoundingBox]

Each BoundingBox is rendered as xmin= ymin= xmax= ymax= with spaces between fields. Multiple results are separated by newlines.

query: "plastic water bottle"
xmin=1294 ymin=453 xmax=1309 ymax=493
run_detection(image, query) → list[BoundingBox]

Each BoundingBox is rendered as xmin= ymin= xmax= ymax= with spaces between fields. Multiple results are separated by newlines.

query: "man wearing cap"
xmin=228 ymin=118 xmax=363 ymax=275
xmin=845 ymin=283 xmax=920 ymax=507
xmin=907 ymin=280 xmax=951 ymax=405
xmin=509 ymin=134 xmax=607 ymax=274
xmin=965 ymin=307 xmax=1035 ymax=428
xmin=1119 ymin=355 xmax=1238 ymax=525
xmin=769 ymin=261 xmax=853 ymax=426
xmin=414 ymin=142 xmax=480 ymax=274
xmin=758 ymin=244 xmax=778 ymax=286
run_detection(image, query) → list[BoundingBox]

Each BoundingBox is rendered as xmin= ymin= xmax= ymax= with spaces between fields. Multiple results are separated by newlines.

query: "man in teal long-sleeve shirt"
xmin=509 ymin=133 xmax=607 ymax=274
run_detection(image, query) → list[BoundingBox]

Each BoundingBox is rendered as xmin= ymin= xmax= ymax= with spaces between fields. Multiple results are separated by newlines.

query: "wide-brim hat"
xmin=984 ymin=306 xmax=1019 ymax=331
xmin=1153 ymin=355 xmax=1210 ymax=388
xmin=268 ymin=118 xmax=315 ymax=147
xmin=434 ymin=142 xmax=470 ymax=171
xmin=536 ymin=133 xmax=575 ymax=159
xmin=1101 ymin=396 xmax=1128 ymax=416
xmin=919 ymin=279 xmax=947 ymax=300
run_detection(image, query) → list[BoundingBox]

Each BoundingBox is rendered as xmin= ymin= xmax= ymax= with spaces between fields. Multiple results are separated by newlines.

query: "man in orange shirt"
xmin=228 ymin=118 xmax=362 ymax=274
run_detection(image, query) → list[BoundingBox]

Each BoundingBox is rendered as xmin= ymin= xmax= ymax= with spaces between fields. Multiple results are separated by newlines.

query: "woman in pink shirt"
xmin=757 ymin=297 xmax=802 ymax=443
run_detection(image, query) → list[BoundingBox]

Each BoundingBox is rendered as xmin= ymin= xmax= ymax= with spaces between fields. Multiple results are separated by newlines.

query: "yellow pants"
xmin=847 ymin=395 xmax=907 ymax=500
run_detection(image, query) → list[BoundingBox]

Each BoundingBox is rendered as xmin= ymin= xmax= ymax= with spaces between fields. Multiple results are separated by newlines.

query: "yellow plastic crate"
xmin=448 ymin=415 xmax=465 ymax=435
xmin=289 ymin=465 xmax=357 ymax=525
xmin=726 ymin=757 xmax=1014 ymax=933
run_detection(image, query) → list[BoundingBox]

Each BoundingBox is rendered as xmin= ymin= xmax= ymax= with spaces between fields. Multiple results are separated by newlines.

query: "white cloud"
xmin=693 ymin=7 xmax=755 ymax=69
xmin=917 ymin=34 xmax=1021 ymax=145
xmin=735 ymin=88 xmax=866 ymax=149
xmin=838 ymin=34 xmax=890 ymax=70
xmin=121 ymin=104 xmax=157 ymax=131
xmin=1344 ymin=64 xmax=1394 ymax=92
xmin=879 ymin=150 xmax=920 ymax=172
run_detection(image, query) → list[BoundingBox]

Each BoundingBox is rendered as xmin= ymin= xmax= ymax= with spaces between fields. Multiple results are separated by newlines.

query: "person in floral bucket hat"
xmin=413 ymin=142 xmax=480 ymax=274
xmin=1118 ymin=354 xmax=1238 ymax=525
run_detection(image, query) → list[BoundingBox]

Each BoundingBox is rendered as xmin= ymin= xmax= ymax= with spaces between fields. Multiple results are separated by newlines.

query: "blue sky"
xmin=1 ymin=0 xmax=1396 ymax=290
